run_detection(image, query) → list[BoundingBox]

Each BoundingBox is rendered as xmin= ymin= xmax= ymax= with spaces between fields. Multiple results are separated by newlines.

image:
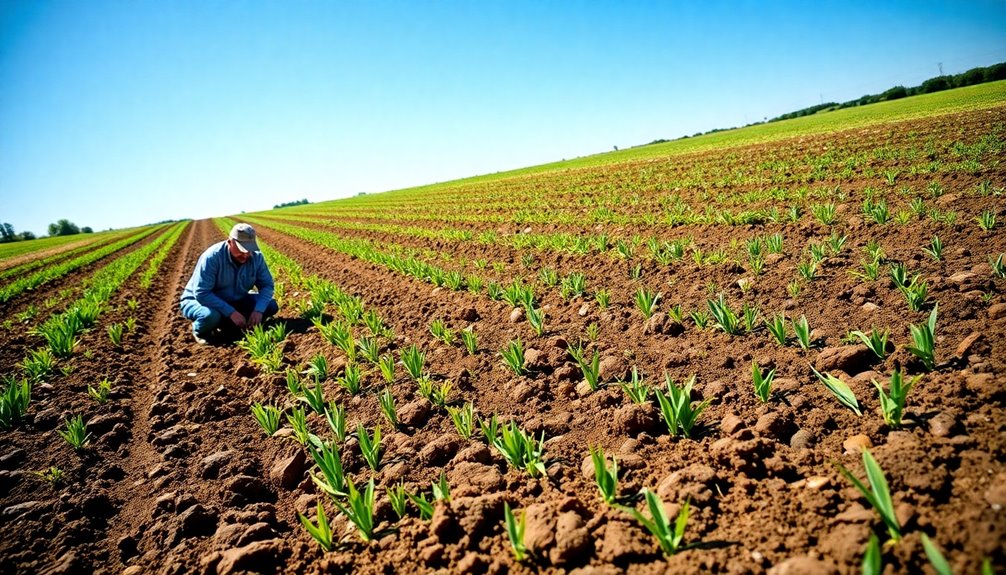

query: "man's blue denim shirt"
xmin=180 ymin=240 xmax=274 ymax=317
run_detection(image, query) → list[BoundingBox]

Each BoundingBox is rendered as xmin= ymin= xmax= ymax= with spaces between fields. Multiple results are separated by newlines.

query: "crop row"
xmin=0 ymin=224 xmax=167 ymax=304
xmin=0 ymin=230 xmax=133 ymax=281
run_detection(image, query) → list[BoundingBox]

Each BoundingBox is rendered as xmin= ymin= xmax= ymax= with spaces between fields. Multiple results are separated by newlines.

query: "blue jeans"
xmin=180 ymin=294 xmax=279 ymax=337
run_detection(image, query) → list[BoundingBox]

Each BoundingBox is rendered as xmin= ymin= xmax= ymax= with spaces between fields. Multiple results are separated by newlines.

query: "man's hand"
xmin=248 ymin=311 xmax=263 ymax=329
xmin=229 ymin=310 xmax=247 ymax=330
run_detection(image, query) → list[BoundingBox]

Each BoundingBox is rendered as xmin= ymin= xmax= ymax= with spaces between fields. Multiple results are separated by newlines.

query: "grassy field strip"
xmin=21 ymin=221 xmax=183 ymax=377
xmin=0 ymin=224 xmax=168 ymax=304
xmin=137 ymin=221 xmax=190 ymax=289
xmin=0 ymin=229 xmax=136 ymax=281
xmin=0 ymin=229 xmax=129 ymax=262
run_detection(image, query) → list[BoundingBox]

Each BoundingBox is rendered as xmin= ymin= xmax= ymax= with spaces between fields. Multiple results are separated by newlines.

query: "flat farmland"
xmin=1 ymin=84 xmax=1004 ymax=575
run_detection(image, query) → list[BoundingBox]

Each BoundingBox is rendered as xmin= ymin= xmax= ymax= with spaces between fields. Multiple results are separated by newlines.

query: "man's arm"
xmin=192 ymin=251 xmax=237 ymax=318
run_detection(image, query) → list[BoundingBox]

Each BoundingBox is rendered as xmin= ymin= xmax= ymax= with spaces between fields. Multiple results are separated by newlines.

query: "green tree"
xmin=48 ymin=219 xmax=81 ymax=236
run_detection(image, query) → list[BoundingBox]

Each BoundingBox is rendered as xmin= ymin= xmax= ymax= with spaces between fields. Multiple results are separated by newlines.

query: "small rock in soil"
xmin=176 ymin=503 xmax=217 ymax=539
xmin=597 ymin=356 xmax=628 ymax=382
xmin=523 ymin=503 xmax=556 ymax=553
xmin=269 ymin=450 xmax=305 ymax=490
xmin=789 ymin=429 xmax=815 ymax=449
xmin=754 ymin=412 xmax=796 ymax=441
xmin=988 ymin=303 xmax=1006 ymax=320
xmin=449 ymin=462 xmax=504 ymax=497
xmin=0 ymin=448 xmax=26 ymax=470
xmin=523 ymin=348 xmax=547 ymax=371
xmin=216 ymin=539 xmax=284 ymax=575
xmin=3 ymin=500 xmax=45 ymax=520
xmin=814 ymin=345 xmax=874 ymax=375
xmin=225 ymin=475 xmax=274 ymax=505
xmin=720 ymin=413 xmax=745 ymax=436
xmin=955 ymin=332 xmax=986 ymax=359
xmin=234 ymin=363 xmax=258 ymax=378
xmin=399 ymin=399 xmax=431 ymax=428
xmin=508 ymin=308 xmax=524 ymax=323
xmin=614 ymin=403 xmax=658 ymax=435
xmin=575 ymin=380 xmax=594 ymax=397
xmin=550 ymin=511 xmax=592 ymax=566
xmin=984 ymin=472 xmax=1006 ymax=510
xmin=767 ymin=556 xmax=839 ymax=575
xmin=419 ymin=434 xmax=463 ymax=466
xmin=201 ymin=450 xmax=235 ymax=479
xmin=236 ymin=522 xmax=276 ymax=546
xmin=657 ymin=464 xmax=718 ymax=506
xmin=453 ymin=444 xmax=491 ymax=465
xmin=928 ymin=412 xmax=959 ymax=438
xmin=842 ymin=434 xmax=873 ymax=453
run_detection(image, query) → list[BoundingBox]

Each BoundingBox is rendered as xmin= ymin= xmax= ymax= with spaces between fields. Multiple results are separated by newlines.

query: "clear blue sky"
xmin=1 ymin=1 xmax=1004 ymax=236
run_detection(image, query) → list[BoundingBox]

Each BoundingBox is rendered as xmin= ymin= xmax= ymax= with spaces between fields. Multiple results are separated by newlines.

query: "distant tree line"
xmin=0 ymin=218 xmax=92 ymax=243
xmin=769 ymin=61 xmax=1006 ymax=122
xmin=273 ymin=199 xmax=310 ymax=209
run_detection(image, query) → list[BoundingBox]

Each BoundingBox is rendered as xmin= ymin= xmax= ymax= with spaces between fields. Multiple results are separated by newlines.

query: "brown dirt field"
xmin=1 ymin=108 xmax=1004 ymax=575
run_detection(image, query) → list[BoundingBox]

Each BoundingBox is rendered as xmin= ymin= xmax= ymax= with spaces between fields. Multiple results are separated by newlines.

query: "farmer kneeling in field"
xmin=180 ymin=223 xmax=279 ymax=344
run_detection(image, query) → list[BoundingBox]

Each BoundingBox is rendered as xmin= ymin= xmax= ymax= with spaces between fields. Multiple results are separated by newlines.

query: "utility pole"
xmin=938 ymin=62 xmax=944 ymax=75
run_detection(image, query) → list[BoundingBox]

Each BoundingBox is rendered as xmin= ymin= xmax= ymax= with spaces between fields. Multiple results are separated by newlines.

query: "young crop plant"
xmin=466 ymin=275 xmax=483 ymax=294
xmin=493 ymin=420 xmax=547 ymax=477
xmin=325 ymin=402 xmax=347 ymax=442
xmin=538 ymin=267 xmax=559 ymax=287
xmin=525 ymin=306 xmax=546 ymax=337
xmin=299 ymin=378 xmax=327 ymax=414
xmin=990 ymin=253 xmax=1006 ymax=278
xmin=787 ymin=279 xmax=803 ymax=298
xmin=0 ymin=377 xmax=31 ymax=429
xmin=503 ymin=503 xmax=528 ymax=562
xmin=752 ymin=360 xmax=775 ymax=402
xmin=59 ymin=415 xmax=91 ymax=450
xmin=872 ymin=369 xmax=918 ymax=429
xmin=792 ymin=315 xmax=811 ymax=350
xmin=461 ymin=328 xmax=478 ymax=355
xmin=378 ymin=388 xmax=398 ymax=427
xmin=594 ymin=289 xmax=610 ymax=309
xmin=624 ymin=490 xmax=690 ymax=556
xmin=333 ymin=478 xmax=377 ymax=543
xmin=570 ymin=347 xmax=601 ymax=391
xmin=654 ymin=375 xmax=709 ymax=438
xmin=619 ymin=367 xmax=651 ymax=404
xmin=865 ymin=199 xmax=890 ymax=225
xmin=797 ymin=260 xmax=818 ymax=281
xmin=635 ymin=288 xmax=660 ymax=319
xmin=900 ymin=275 xmax=929 ymax=312
xmin=430 ymin=319 xmax=455 ymax=345
xmin=357 ymin=424 xmax=382 ymax=470
xmin=286 ymin=369 xmax=302 ymax=396
xmin=976 ymin=209 xmax=996 ymax=232
xmin=87 ymin=378 xmax=112 ymax=404
xmin=742 ymin=303 xmax=760 ymax=333
xmin=306 ymin=354 xmax=329 ymax=382
xmin=401 ymin=344 xmax=426 ymax=380
xmin=352 ymin=336 xmax=379 ymax=364
xmin=337 ymin=363 xmax=362 ymax=395
xmin=378 ymin=354 xmax=395 ymax=384
xmin=447 ymin=402 xmax=476 ymax=439
xmin=851 ymin=326 xmax=889 ymax=359
xmin=586 ymin=322 xmax=601 ymax=342
xmin=408 ymin=490 xmax=435 ymax=521
xmin=907 ymin=305 xmax=938 ymax=371
xmin=107 ymin=323 xmax=124 ymax=348
xmin=851 ymin=258 xmax=881 ymax=281
xmin=836 ymin=447 xmax=901 ymax=542
xmin=590 ymin=446 xmax=619 ymax=505
xmin=20 ymin=348 xmax=55 ymax=383
xmin=808 ymin=242 xmax=827 ymax=263
xmin=811 ymin=366 xmax=862 ymax=415
xmin=501 ymin=339 xmax=526 ymax=376
xmin=765 ymin=233 xmax=784 ymax=254
xmin=362 ymin=309 xmax=384 ymax=336
xmin=707 ymin=294 xmax=741 ymax=335
xmin=811 ymin=202 xmax=837 ymax=225
xmin=689 ymin=309 xmax=710 ymax=330
xmin=827 ymin=232 xmax=847 ymax=255
xmin=387 ymin=482 xmax=408 ymax=519
xmin=299 ymin=501 xmax=334 ymax=552
xmin=486 ymin=282 xmax=504 ymax=301
xmin=480 ymin=413 xmax=499 ymax=445
xmin=444 ymin=271 xmax=464 ymax=291
xmin=309 ymin=440 xmax=347 ymax=497
xmin=889 ymin=262 xmax=908 ymax=289
xmin=250 ymin=402 xmax=282 ymax=436
xmin=923 ymin=236 xmax=944 ymax=261
xmin=287 ymin=406 xmax=314 ymax=446
xmin=35 ymin=466 xmax=65 ymax=487
xmin=432 ymin=470 xmax=451 ymax=503
xmin=667 ymin=304 xmax=683 ymax=323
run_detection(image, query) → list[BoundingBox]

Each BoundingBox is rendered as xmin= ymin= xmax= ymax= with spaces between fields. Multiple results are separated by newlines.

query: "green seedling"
xmin=432 ymin=470 xmax=451 ymax=502
xmin=332 ymin=478 xmax=376 ymax=543
xmin=792 ymin=315 xmax=811 ymax=350
xmin=20 ymin=348 xmax=55 ymax=383
xmin=0 ymin=377 xmax=31 ymax=429
xmin=707 ymin=294 xmax=741 ymax=335
xmin=401 ymin=344 xmax=425 ymax=380
xmin=752 ymin=360 xmax=775 ymax=402
xmin=107 ymin=323 xmax=124 ymax=348
xmin=503 ymin=503 xmax=528 ymax=562
xmin=480 ymin=413 xmax=499 ymax=445
xmin=873 ymin=370 xmax=918 ymax=429
xmin=907 ymin=305 xmax=938 ymax=371
xmin=811 ymin=366 xmax=861 ymax=415
xmin=87 ymin=378 xmax=112 ymax=404
xmin=654 ymin=374 xmax=709 ymax=438
xmin=493 ymin=420 xmax=546 ymax=477
xmin=976 ymin=209 xmax=996 ymax=232
xmin=624 ymin=490 xmax=690 ymax=556
xmin=59 ymin=415 xmax=90 ymax=450
xmin=595 ymin=289 xmax=610 ymax=309
xmin=300 ymin=377 xmax=327 ymax=414
xmin=635 ymin=288 xmax=660 ymax=319
xmin=862 ymin=534 xmax=882 ymax=575
xmin=324 ymin=402 xmax=347 ymax=442
xmin=923 ymin=236 xmax=943 ymax=261
xmin=990 ymin=253 xmax=1006 ymax=278
xmin=836 ymin=447 xmax=901 ymax=542
xmin=378 ymin=388 xmax=398 ymax=427
xmin=447 ymin=402 xmax=476 ymax=439
xmin=286 ymin=369 xmax=302 ymax=396
xmin=501 ymin=339 xmax=526 ymax=376
xmin=851 ymin=326 xmax=889 ymax=359
xmin=525 ymin=306 xmax=546 ymax=337
xmin=920 ymin=534 xmax=952 ymax=575
xmin=298 ymin=501 xmax=334 ymax=552
xmin=461 ymin=328 xmax=478 ymax=355
xmin=336 ymin=363 xmax=362 ymax=395
xmin=250 ymin=402 xmax=282 ymax=436
xmin=571 ymin=347 xmax=601 ymax=391
xmin=590 ymin=446 xmax=619 ymax=505
xmin=387 ymin=482 xmax=408 ymax=519
xmin=308 ymin=440 xmax=347 ymax=497
xmin=619 ymin=367 xmax=650 ymax=404
xmin=409 ymin=490 xmax=435 ymax=521
xmin=767 ymin=313 xmax=787 ymax=345
xmin=378 ymin=354 xmax=395 ymax=384
xmin=357 ymin=424 xmax=382 ymax=470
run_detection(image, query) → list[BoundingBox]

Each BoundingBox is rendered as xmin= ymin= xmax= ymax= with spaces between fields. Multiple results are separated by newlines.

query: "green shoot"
xmin=501 ymin=339 xmax=526 ymax=376
xmin=976 ymin=209 xmax=996 ymax=232
xmin=59 ymin=415 xmax=90 ymax=450
xmin=624 ymin=490 xmax=690 ymax=556
xmin=300 ymin=377 xmax=327 ymax=414
xmin=298 ymin=501 xmax=334 ymax=552
xmin=752 ymin=360 xmax=775 ymax=402
xmin=107 ymin=323 xmax=124 ymax=348
xmin=792 ymin=315 xmax=811 ymax=350
xmin=357 ymin=424 xmax=382 ymax=470
xmin=619 ymin=367 xmax=650 ymax=404
xmin=461 ymin=328 xmax=478 ymax=355
xmin=590 ymin=446 xmax=618 ymax=505
xmin=480 ymin=413 xmax=499 ymax=445
xmin=990 ymin=253 xmax=1006 ymax=279
xmin=336 ymin=362 xmax=362 ymax=394
xmin=324 ymin=402 xmax=347 ymax=442
xmin=503 ymin=503 xmax=528 ymax=562
xmin=332 ymin=478 xmax=376 ymax=543
xmin=378 ymin=388 xmax=398 ymax=427
xmin=707 ymin=294 xmax=741 ymax=335
xmin=923 ymin=236 xmax=943 ymax=261
xmin=654 ymin=374 xmax=709 ymax=438
xmin=525 ymin=306 xmax=546 ymax=337
xmin=811 ymin=366 xmax=862 ymax=415
xmin=388 ymin=481 xmax=408 ymax=519
xmin=87 ymin=378 xmax=112 ymax=404
xmin=0 ymin=377 xmax=31 ymax=429
xmin=401 ymin=344 xmax=425 ymax=380
xmin=836 ymin=447 xmax=901 ymax=542
xmin=920 ymin=534 xmax=952 ymax=575
xmin=493 ymin=420 xmax=546 ymax=477
xmin=862 ymin=534 xmax=882 ymax=575
xmin=872 ymin=370 xmax=918 ymax=429
xmin=851 ymin=326 xmax=889 ymax=359
xmin=907 ymin=305 xmax=938 ymax=371
xmin=250 ymin=402 xmax=282 ymax=436
xmin=571 ymin=347 xmax=601 ymax=391
xmin=408 ymin=490 xmax=435 ymax=521
xmin=432 ymin=470 xmax=451 ymax=502
xmin=308 ymin=440 xmax=346 ymax=497
xmin=447 ymin=401 xmax=476 ymax=439
xmin=767 ymin=313 xmax=787 ymax=345
xmin=20 ymin=348 xmax=55 ymax=383
xmin=635 ymin=288 xmax=660 ymax=319
xmin=287 ymin=406 xmax=312 ymax=446
xmin=378 ymin=354 xmax=395 ymax=384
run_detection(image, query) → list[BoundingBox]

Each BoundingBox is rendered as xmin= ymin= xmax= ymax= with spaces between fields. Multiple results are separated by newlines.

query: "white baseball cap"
xmin=229 ymin=223 xmax=260 ymax=253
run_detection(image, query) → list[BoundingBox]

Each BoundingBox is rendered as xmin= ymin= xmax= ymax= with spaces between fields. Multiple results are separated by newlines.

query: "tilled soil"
xmin=1 ymin=109 xmax=1005 ymax=575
